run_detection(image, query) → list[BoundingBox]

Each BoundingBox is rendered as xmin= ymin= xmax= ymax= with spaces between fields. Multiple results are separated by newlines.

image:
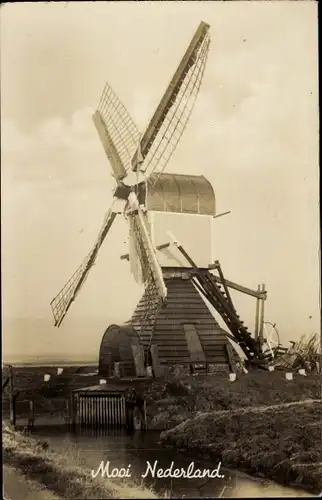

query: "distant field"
xmin=3 ymin=362 xmax=98 ymax=368
xmin=2 ymin=355 xmax=97 ymax=366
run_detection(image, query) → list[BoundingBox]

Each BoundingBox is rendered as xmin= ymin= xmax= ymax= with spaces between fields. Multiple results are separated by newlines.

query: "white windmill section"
xmin=128 ymin=210 xmax=152 ymax=285
xmin=148 ymin=211 xmax=213 ymax=268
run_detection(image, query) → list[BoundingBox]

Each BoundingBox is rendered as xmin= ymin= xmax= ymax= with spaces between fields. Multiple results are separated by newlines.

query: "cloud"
xmin=2 ymin=108 xmax=114 ymax=190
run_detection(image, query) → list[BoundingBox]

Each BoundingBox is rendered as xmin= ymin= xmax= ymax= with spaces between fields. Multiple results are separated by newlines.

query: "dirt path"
xmin=195 ymin=398 xmax=322 ymax=420
xmin=3 ymin=465 xmax=59 ymax=500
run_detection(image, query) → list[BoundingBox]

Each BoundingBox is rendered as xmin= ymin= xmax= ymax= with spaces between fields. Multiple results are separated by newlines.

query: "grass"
xmin=3 ymin=463 xmax=60 ymax=500
xmin=3 ymin=422 xmax=158 ymax=499
xmin=160 ymin=395 xmax=322 ymax=494
xmin=291 ymin=333 xmax=321 ymax=372
xmin=143 ymin=371 xmax=321 ymax=429
xmin=274 ymin=333 xmax=321 ymax=372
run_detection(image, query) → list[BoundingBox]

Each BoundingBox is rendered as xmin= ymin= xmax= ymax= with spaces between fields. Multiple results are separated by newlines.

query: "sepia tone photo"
xmin=1 ymin=1 xmax=320 ymax=498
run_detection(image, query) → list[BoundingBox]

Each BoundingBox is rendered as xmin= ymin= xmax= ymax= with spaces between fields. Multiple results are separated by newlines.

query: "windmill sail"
xmin=132 ymin=21 xmax=210 ymax=184
xmin=93 ymin=83 xmax=141 ymax=180
xmin=128 ymin=212 xmax=150 ymax=285
xmin=127 ymin=192 xmax=167 ymax=305
xmin=50 ymin=204 xmax=117 ymax=327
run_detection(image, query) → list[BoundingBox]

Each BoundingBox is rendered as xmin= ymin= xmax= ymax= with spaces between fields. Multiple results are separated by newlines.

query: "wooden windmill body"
xmin=50 ymin=21 xmax=266 ymax=375
xmin=124 ymin=173 xmax=231 ymax=367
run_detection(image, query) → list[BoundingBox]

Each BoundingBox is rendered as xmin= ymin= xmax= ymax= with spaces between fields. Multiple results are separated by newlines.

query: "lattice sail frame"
xmin=94 ymin=83 xmax=141 ymax=179
xmin=126 ymin=192 xmax=167 ymax=305
xmin=136 ymin=279 xmax=163 ymax=347
xmin=142 ymin=30 xmax=210 ymax=187
xmin=128 ymin=213 xmax=150 ymax=285
xmin=50 ymin=206 xmax=117 ymax=327
xmin=128 ymin=212 xmax=165 ymax=343
xmin=93 ymin=22 xmax=211 ymax=188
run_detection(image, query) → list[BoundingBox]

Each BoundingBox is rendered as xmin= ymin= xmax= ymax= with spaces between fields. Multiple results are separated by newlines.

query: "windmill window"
xmin=183 ymin=324 xmax=206 ymax=363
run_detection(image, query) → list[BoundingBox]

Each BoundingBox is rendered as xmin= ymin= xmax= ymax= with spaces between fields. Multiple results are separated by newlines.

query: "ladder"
xmin=173 ymin=243 xmax=265 ymax=365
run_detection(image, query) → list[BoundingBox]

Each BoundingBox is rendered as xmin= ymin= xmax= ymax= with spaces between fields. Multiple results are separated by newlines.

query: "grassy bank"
xmin=160 ymin=399 xmax=322 ymax=494
xmin=144 ymin=371 xmax=321 ymax=429
xmin=3 ymin=423 xmax=157 ymax=499
xmin=3 ymin=364 xmax=320 ymax=429
xmin=4 ymin=464 xmax=60 ymax=500
xmin=3 ymin=367 xmax=321 ymax=495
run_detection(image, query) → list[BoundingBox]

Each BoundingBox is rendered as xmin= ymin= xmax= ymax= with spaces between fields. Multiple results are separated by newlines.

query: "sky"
xmin=1 ymin=1 xmax=320 ymax=360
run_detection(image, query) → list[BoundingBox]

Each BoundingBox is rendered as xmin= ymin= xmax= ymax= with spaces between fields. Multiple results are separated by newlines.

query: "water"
xmin=31 ymin=425 xmax=311 ymax=498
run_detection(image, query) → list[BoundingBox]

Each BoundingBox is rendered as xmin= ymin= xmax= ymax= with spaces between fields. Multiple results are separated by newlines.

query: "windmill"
xmin=51 ymin=21 xmax=266 ymax=374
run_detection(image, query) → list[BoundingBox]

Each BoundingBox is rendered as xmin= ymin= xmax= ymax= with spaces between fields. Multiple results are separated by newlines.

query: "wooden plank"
xmin=161 ymin=308 xmax=212 ymax=315
xmin=158 ymin=312 xmax=213 ymax=319
xmin=157 ymin=349 xmax=190 ymax=355
xmin=183 ymin=324 xmax=206 ymax=363
xmin=166 ymin=296 xmax=202 ymax=302
xmin=157 ymin=346 xmax=189 ymax=352
xmin=202 ymin=346 xmax=228 ymax=353
xmin=201 ymin=339 xmax=228 ymax=347
xmin=150 ymin=344 xmax=163 ymax=377
xmin=157 ymin=350 xmax=189 ymax=355
xmin=197 ymin=324 xmax=229 ymax=329
xmin=196 ymin=321 xmax=225 ymax=326
xmin=153 ymin=343 xmax=188 ymax=348
xmin=163 ymin=306 xmax=211 ymax=313
xmin=198 ymin=331 xmax=230 ymax=337
xmin=152 ymin=335 xmax=187 ymax=341
xmin=206 ymin=355 xmax=231 ymax=362
xmin=159 ymin=357 xmax=192 ymax=363
xmin=162 ymin=302 xmax=206 ymax=308
xmin=198 ymin=337 xmax=231 ymax=343
xmin=154 ymin=322 xmax=216 ymax=330
xmin=204 ymin=352 xmax=227 ymax=359
xmin=224 ymin=343 xmax=237 ymax=373
xmin=204 ymin=350 xmax=227 ymax=357
xmin=131 ymin=344 xmax=146 ymax=377
xmin=151 ymin=338 xmax=188 ymax=344
xmin=199 ymin=337 xmax=231 ymax=344
xmin=203 ymin=345 xmax=226 ymax=351
xmin=165 ymin=289 xmax=202 ymax=295
xmin=165 ymin=289 xmax=199 ymax=296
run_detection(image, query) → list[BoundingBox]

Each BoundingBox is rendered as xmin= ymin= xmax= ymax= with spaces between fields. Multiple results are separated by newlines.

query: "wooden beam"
xmin=208 ymin=268 xmax=267 ymax=299
xmin=213 ymin=211 xmax=231 ymax=219
xmin=150 ymin=344 xmax=163 ymax=378
xmin=131 ymin=344 xmax=146 ymax=377
xmin=214 ymin=261 xmax=236 ymax=312
xmin=120 ymin=241 xmax=171 ymax=261
xmin=2 ymin=377 xmax=9 ymax=392
xmin=254 ymin=284 xmax=261 ymax=340
xmin=225 ymin=343 xmax=236 ymax=373
xmin=259 ymin=283 xmax=266 ymax=345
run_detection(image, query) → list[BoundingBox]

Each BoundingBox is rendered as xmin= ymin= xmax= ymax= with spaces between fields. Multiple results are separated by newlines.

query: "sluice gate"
xmin=72 ymin=390 xmax=127 ymax=428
